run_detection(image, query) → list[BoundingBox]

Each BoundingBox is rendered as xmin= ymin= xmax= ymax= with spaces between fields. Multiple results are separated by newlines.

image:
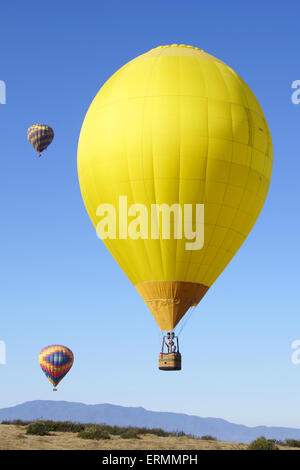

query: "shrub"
xmin=78 ymin=427 xmax=111 ymax=440
xmin=3 ymin=419 xmax=85 ymax=433
xmin=26 ymin=422 xmax=50 ymax=436
xmin=247 ymin=436 xmax=279 ymax=450
xmin=120 ymin=429 xmax=141 ymax=439
xmin=136 ymin=427 xmax=169 ymax=437
xmin=268 ymin=439 xmax=285 ymax=446
xmin=201 ymin=435 xmax=217 ymax=441
xmin=105 ymin=425 xmax=124 ymax=436
xmin=40 ymin=420 xmax=85 ymax=433
xmin=2 ymin=419 xmax=30 ymax=426
xmin=285 ymin=439 xmax=300 ymax=448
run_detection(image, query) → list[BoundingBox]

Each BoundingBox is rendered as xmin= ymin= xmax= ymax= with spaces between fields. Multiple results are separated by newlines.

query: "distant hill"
xmin=0 ymin=400 xmax=300 ymax=444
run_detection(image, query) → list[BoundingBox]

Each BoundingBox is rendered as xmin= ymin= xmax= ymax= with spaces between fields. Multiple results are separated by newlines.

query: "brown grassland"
xmin=0 ymin=424 xmax=299 ymax=450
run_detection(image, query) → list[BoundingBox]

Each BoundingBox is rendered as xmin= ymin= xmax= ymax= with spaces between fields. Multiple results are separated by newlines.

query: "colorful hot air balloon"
xmin=77 ymin=45 xmax=273 ymax=369
xmin=27 ymin=124 xmax=54 ymax=156
xmin=39 ymin=345 xmax=74 ymax=391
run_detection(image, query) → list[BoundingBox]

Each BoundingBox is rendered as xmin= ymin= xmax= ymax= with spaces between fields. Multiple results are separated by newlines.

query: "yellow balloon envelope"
xmin=77 ymin=45 xmax=273 ymax=331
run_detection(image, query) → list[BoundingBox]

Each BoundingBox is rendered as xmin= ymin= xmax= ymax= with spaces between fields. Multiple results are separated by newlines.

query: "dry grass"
xmin=0 ymin=424 xmax=299 ymax=450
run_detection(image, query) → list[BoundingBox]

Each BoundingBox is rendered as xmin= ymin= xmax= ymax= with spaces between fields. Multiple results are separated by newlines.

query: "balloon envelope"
xmin=77 ymin=45 xmax=273 ymax=331
xmin=39 ymin=345 xmax=74 ymax=388
xmin=27 ymin=123 xmax=54 ymax=155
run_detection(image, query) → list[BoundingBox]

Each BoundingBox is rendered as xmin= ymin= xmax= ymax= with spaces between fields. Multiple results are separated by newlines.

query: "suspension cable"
xmin=175 ymin=306 xmax=196 ymax=337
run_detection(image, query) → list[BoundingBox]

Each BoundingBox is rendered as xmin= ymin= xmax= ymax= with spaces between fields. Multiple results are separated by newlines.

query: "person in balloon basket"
xmin=165 ymin=332 xmax=176 ymax=354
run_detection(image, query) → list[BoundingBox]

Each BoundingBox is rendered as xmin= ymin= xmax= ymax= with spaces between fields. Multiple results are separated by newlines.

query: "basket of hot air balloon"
xmin=39 ymin=345 xmax=74 ymax=391
xmin=159 ymin=353 xmax=181 ymax=371
xmin=27 ymin=124 xmax=54 ymax=157
xmin=159 ymin=332 xmax=181 ymax=371
xmin=78 ymin=45 xmax=273 ymax=370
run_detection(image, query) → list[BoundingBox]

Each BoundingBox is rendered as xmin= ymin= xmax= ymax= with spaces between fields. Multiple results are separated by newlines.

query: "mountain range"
xmin=0 ymin=400 xmax=299 ymax=444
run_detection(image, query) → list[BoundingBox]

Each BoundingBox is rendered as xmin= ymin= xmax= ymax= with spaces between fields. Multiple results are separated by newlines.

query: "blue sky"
xmin=0 ymin=0 xmax=300 ymax=428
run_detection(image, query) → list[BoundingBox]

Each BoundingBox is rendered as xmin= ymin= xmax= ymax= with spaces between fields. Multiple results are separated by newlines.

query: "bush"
xmin=2 ymin=419 xmax=30 ymax=426
xmin=104 ymin=425 xmax=124 ymax=436
xmin=26 ymin=422 xmax=50 ymax=436
xmin=3 ymin=419 xmax=85 ymax=433
xmin=40 ymin=420 xmax=85 ymax=433
xmin=285 ymin=439 xmax=300 ymax=448
xmin=201 ymin=435 xmax=217 ymax=441
xmin=148 ymin=428 xmax=170 ymax=437
xmin=137 ymin=427 xmax=169 ymax=437
xmin=120 ymin=429 xmax=141 ymax=439
xmin=78 ymin=427 xmax=111 ymax=440
xmin=248 ymin=436 xmax=279 ymax=450
xmin=268 ymin=439 xmax=285 ymax=446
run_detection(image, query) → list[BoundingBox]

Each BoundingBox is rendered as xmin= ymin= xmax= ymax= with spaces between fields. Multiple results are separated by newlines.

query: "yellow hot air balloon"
xmin=77 ymin=45 xmax=272 ymax=370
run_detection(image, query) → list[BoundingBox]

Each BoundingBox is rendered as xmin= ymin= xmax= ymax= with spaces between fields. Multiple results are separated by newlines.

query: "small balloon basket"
xmin=159 ymin=332 xmax=181 ymax=370
xmin=53 ymin=388 xmax=57 ymax=392
xmin=159 ymin=352 xmax=182 ymax=371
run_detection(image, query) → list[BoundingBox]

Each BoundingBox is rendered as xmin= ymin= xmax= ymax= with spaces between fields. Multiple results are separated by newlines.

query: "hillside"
xmin=1 ymin=423 xmax=300 ymax=450
xmin=1 ymin=400 xmax=300 ymax=444
xmin=0 ymin=424 xmax=246 ymax=450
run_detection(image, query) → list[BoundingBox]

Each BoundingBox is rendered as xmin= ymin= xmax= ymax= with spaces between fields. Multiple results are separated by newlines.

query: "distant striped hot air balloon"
xmin=39 ymin=345 xmax=74 ymax=391
xmin=27 ymin=123 xmax=54 ymax=157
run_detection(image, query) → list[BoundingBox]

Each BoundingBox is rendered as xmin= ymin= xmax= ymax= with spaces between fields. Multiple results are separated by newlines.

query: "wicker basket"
xmin=159 ymin=352 xmax=181 ymax=371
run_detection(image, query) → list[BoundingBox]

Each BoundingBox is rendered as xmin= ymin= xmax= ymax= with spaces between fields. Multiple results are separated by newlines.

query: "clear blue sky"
xmin=0 ymin=0 xmax=300 ymax=428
